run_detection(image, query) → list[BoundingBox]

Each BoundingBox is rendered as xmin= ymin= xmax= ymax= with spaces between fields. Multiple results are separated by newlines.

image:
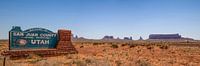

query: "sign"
xmin=9 ymin=26 xmax=58 ymax=50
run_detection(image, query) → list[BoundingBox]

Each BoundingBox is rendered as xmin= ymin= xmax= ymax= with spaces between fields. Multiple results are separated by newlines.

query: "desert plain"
xmin=0 ymin=40 xmax=200 ymax=66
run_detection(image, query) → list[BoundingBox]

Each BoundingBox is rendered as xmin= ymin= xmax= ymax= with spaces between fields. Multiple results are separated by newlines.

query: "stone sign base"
xmin=2 ymin=41 xmax=78 ymax=58
xmin=2 ymin=49 xmax=77 ymax=58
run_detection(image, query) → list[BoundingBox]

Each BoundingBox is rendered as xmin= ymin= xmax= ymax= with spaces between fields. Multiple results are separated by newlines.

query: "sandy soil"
xmin=0 ymin=40 xmax=200 ymax=66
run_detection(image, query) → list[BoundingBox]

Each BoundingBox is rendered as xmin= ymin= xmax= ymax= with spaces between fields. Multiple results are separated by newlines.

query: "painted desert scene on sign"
xmin=1 ymin=0 xmax=200 ymax=66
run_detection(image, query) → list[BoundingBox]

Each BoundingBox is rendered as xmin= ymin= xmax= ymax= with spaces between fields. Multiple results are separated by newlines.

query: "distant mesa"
xmin=72 ymin=35 xmax=80 ymax=39
xmin=148 ymin=33 xmax=194 ymax=40
xmin=124 ymin=36 xmax=132 ymax=40
xmin=116 ymin=37 xmax=120 ymax=39
xmin=149 ymin=34 xmax=181 ymax=39
xmin=102 ymin=35 xmax=134 ymax=41
xmin=102 ymin=35 xmax=114 ymax=40
xmin=139 ymin=36 xmax=143 ymax=40
xmin=78 ymin=37 xmax=86 ymax=39
xmin=72 ymin=35 xmax=87 ymax=40
xmin=71 ymin=33 xmax=194 ymax=41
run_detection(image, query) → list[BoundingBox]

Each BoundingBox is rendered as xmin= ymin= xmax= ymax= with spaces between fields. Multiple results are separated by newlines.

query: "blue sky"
xmin=0 ymin=0 xmax=200 ymax=40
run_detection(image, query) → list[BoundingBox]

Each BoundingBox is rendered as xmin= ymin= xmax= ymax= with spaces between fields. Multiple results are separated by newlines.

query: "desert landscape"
xmin=0 ymin=39 xmax=200 ymax=66
xmin=1 ymin=0 xmax=200 ymax=66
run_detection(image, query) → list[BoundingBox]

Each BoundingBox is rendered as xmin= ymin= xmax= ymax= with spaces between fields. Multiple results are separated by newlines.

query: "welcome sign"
xmin=9 ymin=26 xmax=58 ymax=50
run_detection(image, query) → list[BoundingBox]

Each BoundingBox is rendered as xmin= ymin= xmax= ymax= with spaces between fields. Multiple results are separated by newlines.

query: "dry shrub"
xmin=159 ymin=45 xmax=169 ymax=49
xmin=85 ymin=58 xmax=93 ymax=64
xmin=111 ymin=44 xmax=118 ymax=48
xmin=115 ymin=60 xmax=122 ymax=66
xmin=121 ymin=43 xmax=128 ymax=47
xmin=26 ymin=53 xmax=42 ymax=59
xmin=102 ymin=49 xmax=106 ymax=52
xmin=93 ymin=43 xmax=102 ymax=45
xmin=80 ymin=46 xmax=84 ymax=48
xmin=147 ymin=46 xmax=153 ymax=50
xmin=136 ymin=59 xmax=151 ymax=66
xmin=137 ymin=50 xmax=141 ymax=53
xmin=28 ymin=58 xmax=46 ymax=64
xmin=65 ymin=54 xmax=73 ymax=59
xmin=72 ymin=60 xmax=86 ymax=66
xmin=129 ymin=44 xmax=137 ymax=48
